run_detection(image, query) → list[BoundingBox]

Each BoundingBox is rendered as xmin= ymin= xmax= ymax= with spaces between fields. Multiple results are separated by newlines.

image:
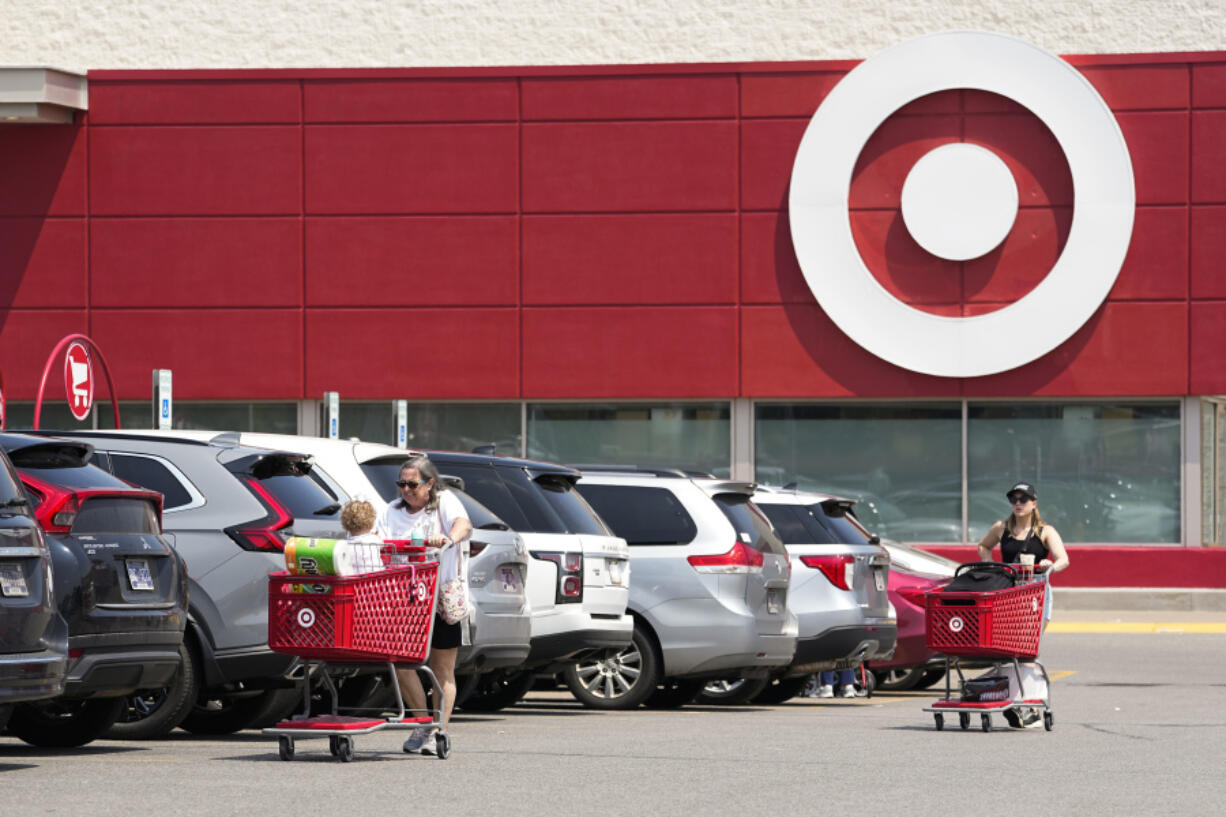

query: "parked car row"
xmin=1 ymin=429 xmax=955 ymax=745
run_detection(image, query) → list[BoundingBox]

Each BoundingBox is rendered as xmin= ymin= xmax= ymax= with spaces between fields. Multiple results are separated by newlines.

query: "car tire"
xmin=871 ymin=666 xmax=928 ymax=692
xmin=179 ymin=688 xmax=295 ymax=735
xmin=642 ymin=678 xmax=704 ymax=709
xmin=562 ymin=627 xmax=660 ymax=710
xmin=457 ymin=670 xmax=535 ymax=712
xmin=7 ymin=697 xmax=126 ymax=748
xmin=104 ymin=642 xmax=198 ymax=740
xmin=0 ymin=704 xmax=11 ymax=732
xmin=913 ymin=667 xmax=947 ymax=689
xmin=751 ymin=676 xmax=809 ymax=705
xmin=695 ymin=676 xmax=770 ymax=706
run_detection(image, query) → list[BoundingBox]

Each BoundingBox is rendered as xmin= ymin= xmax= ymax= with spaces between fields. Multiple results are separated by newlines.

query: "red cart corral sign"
xmin=64 ymin=341 xmax=93 ymax=421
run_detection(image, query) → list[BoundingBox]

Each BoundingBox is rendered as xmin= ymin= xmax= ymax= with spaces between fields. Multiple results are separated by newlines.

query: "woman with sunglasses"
xmin=975 ymin=481 xmax=1069 ymax=727
xmin=374 ymin=455 xmax=472 ymax=756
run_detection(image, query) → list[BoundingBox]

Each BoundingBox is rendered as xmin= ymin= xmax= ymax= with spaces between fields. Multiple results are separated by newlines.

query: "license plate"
xmin=767 ymin=589 xmax=782 ymax=615
xmin=608 ymin=559 xmax=625 ymax=586
xmin=126 ymin=559 xmax=154 ymax=591
xmin=498 ymin=565 xmax=522 ymax=593
xmin=0 ymin=562 xmax=28 ymax=597
xmin=874 ymin=569 xmax=886 ymax=593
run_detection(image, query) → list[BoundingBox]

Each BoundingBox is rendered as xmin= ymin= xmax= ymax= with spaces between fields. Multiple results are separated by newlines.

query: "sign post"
xmin=394 ymin=400 xmax=407 ymax=449
xmin=153 ymin=369 xmax=172 ymax=429
xmin=324 ymin=392 xmax=339 ymax=440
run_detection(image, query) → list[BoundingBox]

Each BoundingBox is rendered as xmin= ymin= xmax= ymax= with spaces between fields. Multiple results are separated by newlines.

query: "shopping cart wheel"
xmin=980 ymin=713 xmax=992 ymax=732
xmin=328 ymin=735 xmax=341 ymax=757
xmin=933 ymin=713 xmax=944 ymax=731
xmin=1044 ymin=711 xmax=1054 ymax=731
xmin=959 ymin=712 xmax=970 ymax=730
xmin=434 ymin=731 xmax=451 ymax=759
xmin=278 ymin=736 xmax=294 ymax=761
xmin=336 ymin=735 xmax=354 ymax=763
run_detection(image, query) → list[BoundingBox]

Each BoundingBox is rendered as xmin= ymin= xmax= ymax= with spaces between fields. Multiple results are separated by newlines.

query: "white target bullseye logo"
xmin=297 ymin=608 xmax=316 ymax=629
xmin=415 ymin=582 xmax=428 ymax=602
xmin=789 ymin=31 xmax=1135 ymax=378
xmin=949 ymin=616 xmax=964 ymax=633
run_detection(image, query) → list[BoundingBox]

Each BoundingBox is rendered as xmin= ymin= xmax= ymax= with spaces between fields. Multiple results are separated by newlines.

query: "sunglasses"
xmin=396 ymin=479 xmax=428 ymax=489
xmin=1008 ymin=495 xmax=1032 ymax=504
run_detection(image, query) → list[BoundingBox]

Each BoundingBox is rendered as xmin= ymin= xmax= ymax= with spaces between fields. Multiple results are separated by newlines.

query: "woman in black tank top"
xmin=976 ymin=481 xmax=1069 ymax=576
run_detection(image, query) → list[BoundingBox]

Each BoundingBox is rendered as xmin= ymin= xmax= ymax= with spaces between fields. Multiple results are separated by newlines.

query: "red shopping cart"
xmin=262 ymin=545 xmax=449 ymax=762
xmin=921 ymin=562 xmax=1054 ymax=733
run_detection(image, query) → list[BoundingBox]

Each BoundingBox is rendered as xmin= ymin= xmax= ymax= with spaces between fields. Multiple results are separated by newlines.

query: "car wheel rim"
xmin=573 ymin=646 xmax=642 ymax=700
xmin=703 ymin=679 xmax=744 ymax=697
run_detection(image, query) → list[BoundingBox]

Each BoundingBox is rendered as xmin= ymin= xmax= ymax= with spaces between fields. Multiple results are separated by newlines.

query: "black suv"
xmin=0 ymin=444 xmax=68 ymax=732
xmin=0 ymin=433 xmax=188 ymax=747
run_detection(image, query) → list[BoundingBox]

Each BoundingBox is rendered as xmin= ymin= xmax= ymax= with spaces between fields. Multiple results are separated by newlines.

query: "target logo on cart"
xmin=297 ymin=608 xmax=316 ymax=629
xmin=789 ymin=31 xmax=1134 ymax=377
xmin=948 ymin=616 xmax=964 ymax=633
xmin=1033 ymin=598 xmax=1040 ymax=613
xmin=414 ymin=581 xmax=428 ymax=602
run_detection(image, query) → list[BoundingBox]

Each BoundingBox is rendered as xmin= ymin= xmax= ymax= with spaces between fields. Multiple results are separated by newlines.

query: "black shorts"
xmin=431 ymin=614 xmax=461 ymax=650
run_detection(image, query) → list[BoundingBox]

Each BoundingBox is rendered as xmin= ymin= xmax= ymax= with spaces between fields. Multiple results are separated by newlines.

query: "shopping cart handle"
xmin=954 ymin=561 xmax=1019 ymax=578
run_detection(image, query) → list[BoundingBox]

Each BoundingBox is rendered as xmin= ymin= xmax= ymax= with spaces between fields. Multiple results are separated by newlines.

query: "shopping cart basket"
xmin=262 ymin=547 xmax=450 ymax=761
xmin=921 ymin=562 xmax=1054 ymax=732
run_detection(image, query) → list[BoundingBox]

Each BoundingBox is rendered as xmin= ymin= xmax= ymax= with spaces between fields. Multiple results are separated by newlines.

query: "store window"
xmin=365 ymin=403 xmax=522 ymax=454
xmin=527 ymin=403 xmax=730 ymax=476
xmin=109 ymin=401 xmax=297 ymax=433
xmin=967 ymin=402 xmax=1181 ymax=543
xmin=755 ymin=404 xmax=963 ymax=542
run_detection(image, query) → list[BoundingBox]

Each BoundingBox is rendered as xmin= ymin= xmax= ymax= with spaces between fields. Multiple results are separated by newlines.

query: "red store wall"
xmin=0 ymin=54 xmax=1225 ymax=402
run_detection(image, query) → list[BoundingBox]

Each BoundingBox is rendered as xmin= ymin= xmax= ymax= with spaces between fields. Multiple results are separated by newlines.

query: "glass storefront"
xmin=527 ymin=403 xmax=731 ymax=476
xmin=350 ymin=402 xmax=522 ymax=454
xmin=755 ymin=403 xmax=963 ymax=542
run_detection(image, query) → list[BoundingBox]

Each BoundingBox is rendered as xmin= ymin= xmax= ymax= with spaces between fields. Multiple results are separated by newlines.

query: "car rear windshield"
xmin=72 ymin=497 xmax=161 ymax=535
xmin=360 ymin=458 xmax=406 ymax=504
xmin=106 ymin=453 xmax=194 ymax=511
xmin=713 ymin=494 xmax=786 ymax=554
xmin=0 ymin=453 xmax=26 ymax=503
xmin=450 ymin=489 xmax=508 ymax=531
xmin=256 ymin=472 xmax=343 ymax=521
xmin=577 ymin=484 xmax=698 ymax=546
xmin=805 ymin=502 xmax=873 ymax=545
xmin=426 ymin=461 xmax=607 ymax=535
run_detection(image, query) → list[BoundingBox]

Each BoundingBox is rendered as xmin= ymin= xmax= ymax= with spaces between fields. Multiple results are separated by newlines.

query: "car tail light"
xmin=688 ymin=541 xmax=764 ymax=574
xmin=801 ymin=554 xmax=855 ymax=590
xmin=225 ymin=477 xmax=293 ymax=552
xmin=531 ymin=551 xmax=584 ymax=604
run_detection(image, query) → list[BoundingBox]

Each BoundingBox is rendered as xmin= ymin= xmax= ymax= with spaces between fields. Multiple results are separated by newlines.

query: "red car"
xmin=868 ymin=541 xmax=958 ymax=691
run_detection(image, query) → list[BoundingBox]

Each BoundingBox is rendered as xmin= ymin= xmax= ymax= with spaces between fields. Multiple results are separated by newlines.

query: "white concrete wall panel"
xmin=0 ymin=1 xmax=1223 ymax=72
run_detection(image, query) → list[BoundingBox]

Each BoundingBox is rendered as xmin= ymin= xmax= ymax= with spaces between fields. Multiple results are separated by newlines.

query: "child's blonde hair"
xmin=340 ymin=500 xmax=376 ymax=536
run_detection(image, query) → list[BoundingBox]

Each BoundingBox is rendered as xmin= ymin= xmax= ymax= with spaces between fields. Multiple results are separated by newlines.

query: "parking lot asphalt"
xmin=3 ymin=625 xmax=1224 ymax=817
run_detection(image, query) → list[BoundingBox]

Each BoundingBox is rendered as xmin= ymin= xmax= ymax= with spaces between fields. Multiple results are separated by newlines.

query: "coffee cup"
xmin=1018 ymin=553 xmax=1035 ymax=580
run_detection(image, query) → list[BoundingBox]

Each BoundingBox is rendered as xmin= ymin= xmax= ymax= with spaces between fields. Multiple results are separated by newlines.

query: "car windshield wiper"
xmin=478 ymin=521 xmax=510 ymax=531
xmin=312 ymin=502 xmax=342 ymax=516
xmin=0 ymin=497 xmax=29 ymax=510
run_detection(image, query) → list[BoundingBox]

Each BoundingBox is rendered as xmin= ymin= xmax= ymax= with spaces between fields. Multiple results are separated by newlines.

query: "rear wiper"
xmin=0 ymin=497 xmax=29 ymax=510
xmin=478 ymin=522 xmax=510 ymax=531
xmin=312 ymin=502 xmax=342 ymax=516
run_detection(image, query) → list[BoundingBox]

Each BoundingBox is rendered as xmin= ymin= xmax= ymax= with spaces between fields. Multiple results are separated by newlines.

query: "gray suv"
xmin=37 ymin=431 xmax=348 ymax=738
xmin=571 ymin=468 xmax=798 ymax=709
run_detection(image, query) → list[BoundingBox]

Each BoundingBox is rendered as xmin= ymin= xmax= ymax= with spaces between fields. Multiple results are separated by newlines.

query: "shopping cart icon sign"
xmin=63 ymin=341 xmax=94 ymax=421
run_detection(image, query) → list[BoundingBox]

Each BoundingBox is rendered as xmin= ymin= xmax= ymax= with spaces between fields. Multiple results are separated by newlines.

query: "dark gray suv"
xmin=34 ymin=431 xmax=347 ymax=738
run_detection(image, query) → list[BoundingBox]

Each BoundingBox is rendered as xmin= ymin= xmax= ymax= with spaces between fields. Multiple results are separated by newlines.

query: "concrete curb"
xmin=1055 ymin=587 xmax=1226 ymax=612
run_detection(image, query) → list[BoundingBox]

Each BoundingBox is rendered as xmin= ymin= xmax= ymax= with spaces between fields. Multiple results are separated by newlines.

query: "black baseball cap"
xmin=1006 ymin=482 xmax=1037 ymax=501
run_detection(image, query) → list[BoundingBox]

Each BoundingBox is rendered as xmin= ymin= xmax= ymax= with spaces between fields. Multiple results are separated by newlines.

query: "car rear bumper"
xmin=0 ymin=648 xmax=67 ymax=703
xmin=460 ymin=610 xmax=532 ymax=672
xmin=65 ymin=632 xmax=183 ymax=698
xmin=781 ymin=622 xmax=899 ymax=675
xmin=648 ymin=597 xmax=798 ymax=677
xmin=525 ymin=616 xmax=633 ymax=667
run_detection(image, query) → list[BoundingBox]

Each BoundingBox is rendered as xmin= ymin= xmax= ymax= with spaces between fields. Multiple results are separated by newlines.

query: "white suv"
xmin=570 ymin=468 xmax=798 ymax=709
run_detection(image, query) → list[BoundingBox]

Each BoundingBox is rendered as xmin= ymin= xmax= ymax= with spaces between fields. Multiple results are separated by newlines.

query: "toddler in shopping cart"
xmin=339 ymin=499 xmax=385 ymax=574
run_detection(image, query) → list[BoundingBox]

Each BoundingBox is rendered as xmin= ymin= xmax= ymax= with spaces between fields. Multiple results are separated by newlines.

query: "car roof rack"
xmin=569 ymin=463 xmax=716 ymax=479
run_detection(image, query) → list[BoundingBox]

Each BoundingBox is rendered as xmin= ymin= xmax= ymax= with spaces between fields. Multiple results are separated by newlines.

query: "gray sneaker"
xmin=402 ymin=726 xmax=430 ymax=753
xmin=1020 ymin=708 xmax=1043 ymax=728
xmin=419 ymin=730 xmax=439 ymax=756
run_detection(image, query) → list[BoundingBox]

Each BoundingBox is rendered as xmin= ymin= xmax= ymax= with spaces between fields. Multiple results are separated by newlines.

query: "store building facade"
xmin=2 ymin=31 xmax=1225 ymax=585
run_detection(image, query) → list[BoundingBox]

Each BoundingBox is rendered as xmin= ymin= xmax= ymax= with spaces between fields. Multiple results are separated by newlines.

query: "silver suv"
xmin=748 ymin=486 xmax=896 ymax=702
xmin=571 ymin=468 xmax=798 ymax=709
